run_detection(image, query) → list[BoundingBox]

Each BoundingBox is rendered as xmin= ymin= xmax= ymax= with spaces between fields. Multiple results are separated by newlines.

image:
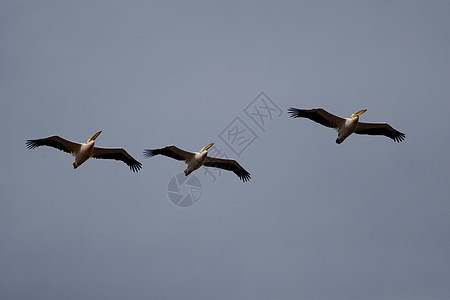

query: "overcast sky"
xmin=1 ymin=1 xmax=450 ymax=299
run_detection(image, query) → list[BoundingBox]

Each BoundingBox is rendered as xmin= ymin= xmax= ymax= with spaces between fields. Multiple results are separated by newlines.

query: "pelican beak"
xmin=88 ymin=130 xmax=102 ymax=142
xmin=201 ymin=142 xmax=214 ymax=152
xmin=352 ymin=109 xmax=367 ymax=117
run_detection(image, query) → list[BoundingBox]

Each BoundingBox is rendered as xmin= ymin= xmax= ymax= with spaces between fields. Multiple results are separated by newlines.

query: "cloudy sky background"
xmin=1 ymin=1 xmax=449 ymax=299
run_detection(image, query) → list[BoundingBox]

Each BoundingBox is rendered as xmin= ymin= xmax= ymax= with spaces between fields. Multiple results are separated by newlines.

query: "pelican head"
xmin=88 ymin=130 xmax=102 ymax=143
xmin=201 ymin=142 xmax=214 ymax=152
xmin=351 ymin=109 xmax=367 ymax=118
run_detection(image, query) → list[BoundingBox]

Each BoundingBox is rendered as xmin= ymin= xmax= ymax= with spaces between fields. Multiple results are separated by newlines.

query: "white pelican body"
xmin=186 ymin=151 xmax=208 ymax=175
xmin=75 ymin=141 xmax=95 ymax=168
xmin=288 ymin=108 xmax=405 ymax=144
xmin=144 ymin=142 xmax=251 ymax=182
xmin=26 ymin=131 xmax=142 ymax=172
xmin=336 ymin=116 xmax=360 ymax=144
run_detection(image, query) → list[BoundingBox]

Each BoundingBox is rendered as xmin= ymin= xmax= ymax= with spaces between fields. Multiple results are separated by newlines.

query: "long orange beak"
xmin=88 ymin=130 xmax=102 ymax=142
xmin=352 ymin=109 xmax=367 ymax=117
xmin=201 ymin=142 xmax=214 ymax=152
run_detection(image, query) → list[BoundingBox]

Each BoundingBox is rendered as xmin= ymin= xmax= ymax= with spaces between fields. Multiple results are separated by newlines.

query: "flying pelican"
xmin=26 ymin=131 xmax=142 ymax=172
xmin=143 ymin=142 xmax=251 ymax=182
xmin=288 ymin=108 xmax=405 ymax=144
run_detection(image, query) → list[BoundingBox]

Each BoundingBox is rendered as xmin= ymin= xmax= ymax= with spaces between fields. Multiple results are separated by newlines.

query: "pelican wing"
xmin=354 ymin=122 xmax=406 ymax=142
xmin=204 ymin=157 xmax=251 ymax=182
xmin=143 ymin=145 xmax=194 ymax=162
xmin=92 ymin=147 xmax=142 ymax=172
xmin=288 ymin=108 xmax=344 ymax=129
xmin=26 ymin=135 xmax=81 ymax=156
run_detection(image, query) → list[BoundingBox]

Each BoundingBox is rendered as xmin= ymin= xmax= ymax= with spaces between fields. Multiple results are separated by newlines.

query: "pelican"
xmin=288 ymin=108 xmax=405 ymax=144
xmin=143 ymin=142 xmax=251 ymax=182
xmin=26 ymin=131 xmax=142 ymax=172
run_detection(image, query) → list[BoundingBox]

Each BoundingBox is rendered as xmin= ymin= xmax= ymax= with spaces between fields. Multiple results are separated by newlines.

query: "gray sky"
xmin=1 ymin=1 xmax=450 ymax=299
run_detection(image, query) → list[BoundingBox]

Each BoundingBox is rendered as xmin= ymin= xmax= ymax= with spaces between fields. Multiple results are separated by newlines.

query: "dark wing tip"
xmin=143 ymin=149 xmax=156 ymax=158
xmin=287 ymin=107 xmax=302 ymax=118
xmin=239 ymin=171 xmax=251 ymax=182
xmin=130 ymin=160 xmax=143 ymax=172
xmin=394 ymin=132 xmax=406 ymax=143
xmin=26 ymin=139 xmax=39 ymax=149
xmin=236 ymin=166 xmax=251 ymax=182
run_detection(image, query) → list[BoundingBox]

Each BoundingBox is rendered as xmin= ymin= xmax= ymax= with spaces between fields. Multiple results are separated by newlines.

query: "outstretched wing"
xmin=93 ymin=147 xmax=142 ymax=172
xmin=26 ymin=135 xmax=81 ymax=156
xmin=143 ymin=145 xmax=194 ymax=162
xmin=204 ymin=157 xmax=251 ymax=182
xmin=288 ymin=107 xmax=345 ymax=129
xmin=354 ymin=122 xmax=405 ymax=142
